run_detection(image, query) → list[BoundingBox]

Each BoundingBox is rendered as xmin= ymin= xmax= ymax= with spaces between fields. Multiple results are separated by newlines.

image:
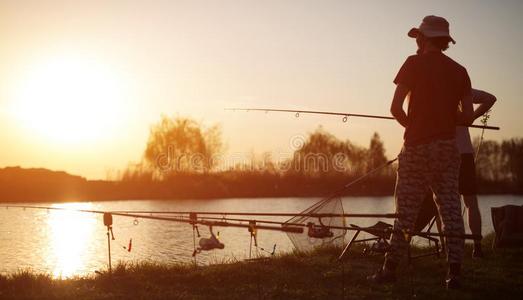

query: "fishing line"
xmin=256 ymin=244 xmax=276 ymax=256
xmin=190 ymin=212 xmax=199 ymax=264
xmin=192 ymin=225 xmax=197 ymax=265
xmin=462 ymin=110 xmax=491 ymax=217
xmin=325 ymin=158 xmax=398 ymax=201
xmin=112 ymin=237 xmax=133 ymax=253
xmin=113 ymin=219 xmax=136 ymax=253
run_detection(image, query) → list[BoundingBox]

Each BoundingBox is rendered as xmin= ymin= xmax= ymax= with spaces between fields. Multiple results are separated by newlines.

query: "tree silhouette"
xmin=474 ymin=138 xmax=504 ymax=182
xmin=287 ymin=126 xmax=367 ymax=177
xmin=502 ymin=138 xmax=523 ymax=192
xmin=143 ymin=115 xmax=222 ymax=177
xmin=367 ymin=132 xmax=388 ymax=172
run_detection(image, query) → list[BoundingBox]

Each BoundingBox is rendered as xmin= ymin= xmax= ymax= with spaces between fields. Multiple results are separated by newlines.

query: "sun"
xmin=9 ymin=55 xmax=126 ymax=145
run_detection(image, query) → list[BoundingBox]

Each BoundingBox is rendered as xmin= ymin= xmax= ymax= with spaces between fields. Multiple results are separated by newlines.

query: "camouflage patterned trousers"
xmin=385 ymin=139 xmax=465 ymax=266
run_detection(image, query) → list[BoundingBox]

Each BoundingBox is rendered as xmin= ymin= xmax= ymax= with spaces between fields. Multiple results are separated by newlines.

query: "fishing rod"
xmin=3 ymin=204 xmax=305 ymax=268
xmin=225 ymin=108 xmax=500 ymax=130
xmin=2 ymin=205 xmax=480 ymax=240
xmin=2 ymin=205 xmax=303 ymax=233
xmin=192 ymin=215 xmax=481 ymax=240
xmin=2 ymin=203 xmax=481 ymax=275
xmin=108 ymin=210 xmax=399 ymax=219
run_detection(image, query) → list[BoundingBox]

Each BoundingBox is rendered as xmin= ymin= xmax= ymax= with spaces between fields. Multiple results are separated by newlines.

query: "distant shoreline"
xmin=1 ymin=193 xmax=522 ymax=205
xmin=1 ymin=166 xmax=521 ymax=203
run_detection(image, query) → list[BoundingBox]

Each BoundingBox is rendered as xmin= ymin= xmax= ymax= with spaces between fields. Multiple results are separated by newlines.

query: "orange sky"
xmin=0 ymin=0 xmax=521 ymax=179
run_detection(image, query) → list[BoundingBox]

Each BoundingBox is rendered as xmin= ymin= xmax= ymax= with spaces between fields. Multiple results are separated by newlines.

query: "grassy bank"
xmin=1 ymin=235 xmax=522 ymax=300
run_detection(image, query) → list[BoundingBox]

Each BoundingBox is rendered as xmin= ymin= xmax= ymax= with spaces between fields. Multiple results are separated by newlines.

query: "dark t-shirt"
xmin=394 ymin=52 xmax=471 ymax=146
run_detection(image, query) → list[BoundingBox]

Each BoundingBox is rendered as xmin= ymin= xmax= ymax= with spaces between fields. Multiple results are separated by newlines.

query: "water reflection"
xmin=0 ymin=196 xmax=520 ymax=277
xmin=46 ymin=203 xmax=96 ymax=278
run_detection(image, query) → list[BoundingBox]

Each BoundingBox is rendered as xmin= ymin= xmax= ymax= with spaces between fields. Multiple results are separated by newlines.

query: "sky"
xmin=0 ymin=0 xmax=521 ymax=179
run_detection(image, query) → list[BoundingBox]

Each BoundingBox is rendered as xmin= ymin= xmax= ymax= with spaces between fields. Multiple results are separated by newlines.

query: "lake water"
xmin=0 ymin=195 xmax=521 ymax=278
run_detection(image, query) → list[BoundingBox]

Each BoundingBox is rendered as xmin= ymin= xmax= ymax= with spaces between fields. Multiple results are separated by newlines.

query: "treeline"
xmin=474 ymin=138 xmax=523 ymax=193
xmin=112 ymin=116 xmax=523 ymax=198
xmin=114 ymin=116 xmax=397 ymax=199
xmin=0 ymin=116 xmax=522 ymax=202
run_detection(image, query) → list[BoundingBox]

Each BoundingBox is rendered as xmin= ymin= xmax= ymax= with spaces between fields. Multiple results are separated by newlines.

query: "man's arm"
xmin=471 ymin=89 xmax=497 ymax=121
xmin=390 ymin=84 xmax=410 ymax=128
xmin=457 ymin=91 xmax=474 ymax=126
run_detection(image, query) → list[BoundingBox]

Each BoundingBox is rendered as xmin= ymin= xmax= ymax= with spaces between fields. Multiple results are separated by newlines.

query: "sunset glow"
xmin=8 ymin=56 xmax=126 ymax=145
xmin=0 ymin=0 xmax=520 ymax=180
xmin=0 ymin=1 xmax=522 ymax=298
xmin=47 ymin=203 xmax=96 ymax=278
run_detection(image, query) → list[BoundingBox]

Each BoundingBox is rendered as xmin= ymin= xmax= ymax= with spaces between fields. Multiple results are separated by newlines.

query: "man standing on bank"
xmin=368 ymin=16 xmax=474 ymax=289
xmin=457 ymin=88 xmax=496 ymax=257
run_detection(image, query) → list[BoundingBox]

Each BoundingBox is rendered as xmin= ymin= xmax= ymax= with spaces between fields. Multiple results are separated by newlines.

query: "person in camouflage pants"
xmin=369 ymin=16 xmax=474 ymax=289
xmin=385 ymin=139 xmax=464 ymax=266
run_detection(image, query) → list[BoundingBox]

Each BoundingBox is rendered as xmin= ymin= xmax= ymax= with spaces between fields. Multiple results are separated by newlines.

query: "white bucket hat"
xmin=408 ymin=15 xmax=456 ymax=44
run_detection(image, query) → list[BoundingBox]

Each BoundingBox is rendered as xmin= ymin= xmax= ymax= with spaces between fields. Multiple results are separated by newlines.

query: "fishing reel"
xmin=192 ymin=226 xmax=224 ymax=256
xmin=306 ymin=221 xmax=334 ymax=239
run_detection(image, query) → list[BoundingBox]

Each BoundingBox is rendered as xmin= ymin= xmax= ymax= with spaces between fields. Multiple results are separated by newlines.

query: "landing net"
xmin=284 ymin=196 xmax=346 ymax=252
